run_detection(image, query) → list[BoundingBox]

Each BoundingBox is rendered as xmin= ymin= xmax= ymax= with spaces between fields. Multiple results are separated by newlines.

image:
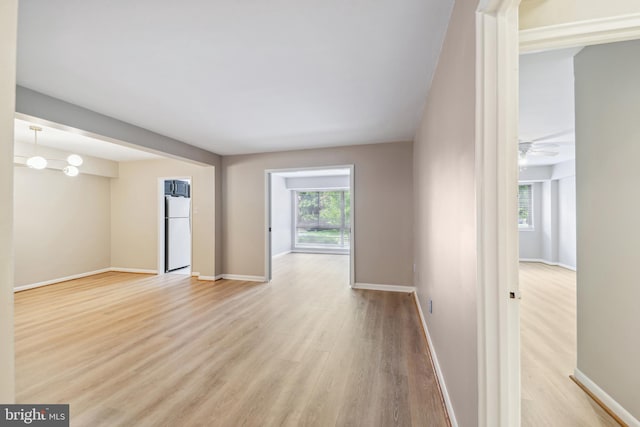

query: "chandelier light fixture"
xmin=21 ymin=125 xmax=83 ymax=177
xmin=26 ymin=126 xmax=47 ymax=170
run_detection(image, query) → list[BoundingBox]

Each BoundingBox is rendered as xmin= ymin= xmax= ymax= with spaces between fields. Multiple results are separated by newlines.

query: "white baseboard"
xmin=558 ymin=263 xmax=577 ymax=272
xmin=413 ymin=292 xmax=458 ymax=427
xmin=14 ymin=268 xmax=112 ymax=292
xmin=352 ymin=282 xmax=416 ymax=293
xmin=196 ymin=275 xmax=218 ymax=281
xmin=110 ymin=267 xmax=158 ymax=274
xmin=13 ymin=268 xmax=252 ymax=292
xmin=221 ymin=274 xmax=266 ymax=282
xmin=519 ymin=258 xmax=577 ymax=271
xmin=272 ymin=250 xmax=292 ymax=258
xmin=574 ymin=368 xmax=640 ymax=427
xmin=190 ymin=272 xmax=220 ymax=282
xmin=191 ymin=273 xmax=224 ymax=282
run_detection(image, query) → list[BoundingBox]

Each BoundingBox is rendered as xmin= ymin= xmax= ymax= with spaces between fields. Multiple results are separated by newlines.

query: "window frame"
xmin=292 ymin=188 xmax=351 ymax=252
xmin=518 ymin=183 xmax=535 ymax=231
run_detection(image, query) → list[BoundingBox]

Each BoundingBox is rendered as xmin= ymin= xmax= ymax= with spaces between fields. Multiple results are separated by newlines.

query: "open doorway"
xmin=265 ymin=166 xmax=354 ymax=284
xmin=477 ymin=3 xmax=640 ymax=424
xmin=517 ymin=48 xmax=591 ymax=426
xmin=518 ymin=39 xmax=640 ymax=427
xmin=157 ymin=176 xmax=192 ymax=276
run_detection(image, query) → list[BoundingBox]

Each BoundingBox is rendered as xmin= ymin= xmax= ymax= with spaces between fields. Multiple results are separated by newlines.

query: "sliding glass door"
xmin=294 ymin=190 xmax=350 ymax=250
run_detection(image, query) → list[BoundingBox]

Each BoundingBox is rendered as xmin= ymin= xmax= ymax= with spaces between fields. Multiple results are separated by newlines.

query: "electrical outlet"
xmin=429 ymin=299 xmax=433 ymax=314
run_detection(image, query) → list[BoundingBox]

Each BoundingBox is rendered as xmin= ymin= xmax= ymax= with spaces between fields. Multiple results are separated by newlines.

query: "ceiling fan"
xmin=518 ymin=130 xmax=574 ymax=166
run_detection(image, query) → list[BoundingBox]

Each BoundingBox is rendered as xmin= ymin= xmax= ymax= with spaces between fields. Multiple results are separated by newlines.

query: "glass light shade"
xmin=26 ymin=156 xmax=47 ymax=170
xmin=518 ymin=153 xmax=528 ymax=166
xmin=67 ymin=154 xmax=83 ymax=166
xmin=63 ymin=165 xmax=79 ymax=177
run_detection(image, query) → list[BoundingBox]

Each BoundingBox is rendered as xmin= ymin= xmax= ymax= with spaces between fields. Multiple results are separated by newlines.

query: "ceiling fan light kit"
xmin=518 ymin=150 xmax=529 ymax=172
xmin=517 ymin=130 xmax=574 ymax=166
xmin=21 ymin=125 xmax=84 ymax=177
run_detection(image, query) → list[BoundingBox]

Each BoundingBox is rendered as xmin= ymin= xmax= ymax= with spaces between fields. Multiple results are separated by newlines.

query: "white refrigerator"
xmin=165 ymin=196 xmax=191 ymax=272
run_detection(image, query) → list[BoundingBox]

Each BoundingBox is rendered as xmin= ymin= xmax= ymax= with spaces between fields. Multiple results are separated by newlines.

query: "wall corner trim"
xmin=573 ymin=369 xmax=640 ymax=427
xmin=413 ymin=291 xmax=458 ymax=427
xmin=351 ymin=283 xmax=416 ymax=293
xmin=221 ymin=274 xmax=266 ymax=282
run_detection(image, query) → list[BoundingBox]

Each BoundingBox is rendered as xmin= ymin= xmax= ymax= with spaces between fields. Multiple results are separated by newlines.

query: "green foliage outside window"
xmin=296 ymin=190 xmax=350 ymax=247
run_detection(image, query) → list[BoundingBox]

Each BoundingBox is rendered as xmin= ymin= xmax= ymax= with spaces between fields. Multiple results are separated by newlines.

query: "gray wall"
xmin=412 ymin=0 xmax=476 ymax=424
xmin=111 ymin=159 xmax=217 ymax=277
xmin=270 ymin=175 xmax=292 ymax=256
xmin=215 ymin=164 xmax=223 ymax=276
xmin=14 ymin=167 xmax=112 ymax=286
xmin=575 ymin=40 xmax=640 ymax=420
xmin=558 ymin=175 xmax=577 ymax=268
xmin=541 ymin=180 xmax=559 ymax=263
xmin=15 ymin=87 xmax=225 ymax=277
xmin=222 ymin=142 xmax=413 ymax=285
xmin=518 ymin=163 xmax=576 ymax=270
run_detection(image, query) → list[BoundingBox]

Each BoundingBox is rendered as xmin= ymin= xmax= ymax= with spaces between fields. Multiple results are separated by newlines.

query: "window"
xmin=518 ymin=184 xmax=533 ymax=229
xmin=294 ymin=190 xmax=350 ymax=250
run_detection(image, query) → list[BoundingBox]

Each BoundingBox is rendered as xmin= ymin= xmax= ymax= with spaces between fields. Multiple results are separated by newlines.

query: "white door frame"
xmin=157 ymin=176 xmax=192 ymax=275
xmin=475 ymin=2 xmax=521 ymax=425
xmin=264 ymin=165 xmax=355 ymax=285
xmin=476 ymin=1 xmax=640 ymax=425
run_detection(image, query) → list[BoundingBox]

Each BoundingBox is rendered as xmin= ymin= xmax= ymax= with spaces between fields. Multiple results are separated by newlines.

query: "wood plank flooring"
xmin=15 ymin=253 xmax=448 ymax=427
xmin=520 ymin=262 xmax=620 ymax=427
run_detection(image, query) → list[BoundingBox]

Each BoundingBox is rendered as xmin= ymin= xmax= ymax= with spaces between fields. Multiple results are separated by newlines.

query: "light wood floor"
xmin=520 ymin=262 xmax=619 ymax=427
xmin=15 ymin=253 xmax=448 ymax=427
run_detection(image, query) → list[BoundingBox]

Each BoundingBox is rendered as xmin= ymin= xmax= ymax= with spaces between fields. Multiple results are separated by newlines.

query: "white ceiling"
xmin=14 ymin=118 xmax=162 ymax=162
xmin=17 ymin=0 xmax=454 ymax=156
xmin=519 ymin=47 xmax=581 ymax=166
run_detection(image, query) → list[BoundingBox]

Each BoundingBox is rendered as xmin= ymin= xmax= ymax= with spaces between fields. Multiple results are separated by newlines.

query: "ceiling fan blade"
xmin=534 ymin=140 xmax=574 ymax=145
xmin=528 ymin=151 xmax=559 ymax=157
xmin=528 ymin=129 xmax=574 ymax=143
xmin=531 ymin=142 xmax=560 ymax=148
